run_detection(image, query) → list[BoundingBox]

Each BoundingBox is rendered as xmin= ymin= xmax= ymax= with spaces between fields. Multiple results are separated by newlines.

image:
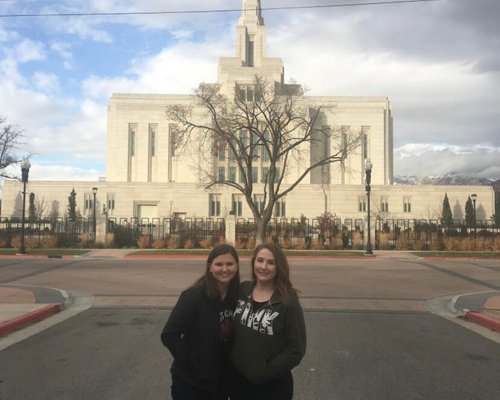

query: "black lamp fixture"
xmin=365 ymin=159 xmax=373 ymax=255
xmin=19 ymin=160 xmax=31 ymax=254
xmin=92 ymin=187 xmax=98 ymax=240
xmin=471 ymin=193 xmax=477 ymax=233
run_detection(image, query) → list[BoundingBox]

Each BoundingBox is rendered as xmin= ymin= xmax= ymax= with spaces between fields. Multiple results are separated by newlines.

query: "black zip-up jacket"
xmin=161 ymin=286 xmax=235 ymax=394
xmin=229 ymin=281 xmax=306 ymax=384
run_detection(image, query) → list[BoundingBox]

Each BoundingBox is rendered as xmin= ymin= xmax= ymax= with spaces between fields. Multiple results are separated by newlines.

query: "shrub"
xmin=245 ymin=237 xmax=256 ymax=250
xmin=167 ymin=237 xmax=179 ymax=249
xmin=183 ymin=239 xmax=195 ymax=249
xmin=293 ymin=238 xmax=307 ymax=250
xmin=442 ymin=237 xmax=459 ymax=251
xmin=42 ymin=235 xmax=59 ymax=249
xmin=25 ymin=237 xmax=41 ymax=249
xmin=10 ymin=235 xmax=21 ymax=249
xmin=352 ymin=231 xmax=363 ymax=250
xmin=80 ymin=232 xmax=92 ymax=248
xmin=105 ymin=233 xmax=114 ymax=248
xmin=112 ymin=225 xmax=137 ymax=248
xmin=234 ymin=238 xmax=246 ymax=249
xmin=395 ymin=233 xmax=409 ymax=250
xmin=199 ymin=238 xmax=213 ymax=249
xmin=413 ymin=239 xmax=427 ymax=251
xmin=137 ymin=234 xmax=153 ymax=249
xmin=311 ymin=238 xmax=324 ymax=250
xmin=378 ymin=232 xmax=390 ymax=250
xmin=152 ymin=238 xmax=166 ymax=249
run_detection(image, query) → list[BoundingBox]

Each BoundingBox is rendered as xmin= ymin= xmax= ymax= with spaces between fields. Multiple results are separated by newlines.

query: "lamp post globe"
xmin=19 ymin=160 xmax=31 ymax=254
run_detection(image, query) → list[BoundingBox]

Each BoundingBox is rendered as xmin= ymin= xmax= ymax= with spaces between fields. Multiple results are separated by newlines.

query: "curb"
xmin=464 ymin=310 xmax=500 ymax=333
xmin=0 ymin=304 xmax=61 ymax=337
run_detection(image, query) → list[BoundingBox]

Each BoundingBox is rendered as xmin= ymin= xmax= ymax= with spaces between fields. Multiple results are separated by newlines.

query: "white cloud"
xmin=1 ymin=162 xmax=102 ymax=182
xmin=51 ymin=42 xmax=75 ymax=70
xmin=171 ymin=29 xmax=194 ymax=41
xmin=82 ymin=40 xmax=230 ymax=98
xmin=12 ymin=39 xmax=46 ymax=63
xmin=33 ymin=72 xmax=59 ymax=94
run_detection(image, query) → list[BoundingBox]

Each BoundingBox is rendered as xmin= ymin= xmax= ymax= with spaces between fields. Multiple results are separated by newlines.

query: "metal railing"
xmin=0 ymin=216 xmax=498 ymax=250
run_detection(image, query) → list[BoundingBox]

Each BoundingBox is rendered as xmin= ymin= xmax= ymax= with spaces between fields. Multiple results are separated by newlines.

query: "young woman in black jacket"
xmin=161 ymin=244 xmax=240 ymax=400
xmin=230 ymin=243 xmax=306 ymax=400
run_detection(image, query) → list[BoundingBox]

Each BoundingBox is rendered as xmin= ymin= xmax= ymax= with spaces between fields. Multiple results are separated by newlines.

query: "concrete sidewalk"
xmin=455 ymin=291 xmax=500 ymax=333
xmin=0 ymin=284 xmax=67 ymax=337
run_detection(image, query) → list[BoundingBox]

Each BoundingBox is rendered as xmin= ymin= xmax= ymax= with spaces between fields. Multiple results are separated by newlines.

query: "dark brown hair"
xmin=251 ymin=243 xmax=298 ymax=305
xmin=193 ymin=244 xmax=240 ymax=302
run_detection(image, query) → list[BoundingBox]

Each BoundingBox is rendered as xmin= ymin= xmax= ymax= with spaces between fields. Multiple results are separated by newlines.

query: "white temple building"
xmin=1 ymin=0 xmax=495 ymax=226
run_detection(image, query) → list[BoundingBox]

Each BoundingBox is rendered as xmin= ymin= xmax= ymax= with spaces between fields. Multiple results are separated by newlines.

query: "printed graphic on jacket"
xmin=234 ymin=300 xmax=279 ymax=335
xmin=218 ymin=308 xmax=234 ymax=342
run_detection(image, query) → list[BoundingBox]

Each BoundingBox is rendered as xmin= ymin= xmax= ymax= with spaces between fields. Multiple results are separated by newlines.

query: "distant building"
xmin=1 ymin=0 xmax=495 ymax=225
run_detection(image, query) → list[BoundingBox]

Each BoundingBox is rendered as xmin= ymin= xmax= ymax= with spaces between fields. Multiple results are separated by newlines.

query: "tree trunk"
xmin=255 ymin=217 xmax=267 ymax=245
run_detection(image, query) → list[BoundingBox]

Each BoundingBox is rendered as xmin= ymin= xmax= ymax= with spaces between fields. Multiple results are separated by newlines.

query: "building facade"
xmin=1 ymin=0 xmax=495 ymax=225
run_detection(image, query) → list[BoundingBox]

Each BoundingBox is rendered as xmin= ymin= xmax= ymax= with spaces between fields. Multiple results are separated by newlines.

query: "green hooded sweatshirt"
xmin=230 ymin=281 xmax=307 ymax=384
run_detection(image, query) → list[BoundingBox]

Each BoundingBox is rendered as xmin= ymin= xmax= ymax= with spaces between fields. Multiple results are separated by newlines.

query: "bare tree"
xmin=0 ymin=116 xmax=28 ymax=177
xmin=34 ymin=196 xmax=49 ymax=221
xmin=167 ymin=77 xmax=361 ymax=244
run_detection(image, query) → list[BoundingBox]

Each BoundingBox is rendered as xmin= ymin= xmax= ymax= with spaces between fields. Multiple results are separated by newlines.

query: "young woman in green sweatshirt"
xmin=230 ymin=243 xmax=306 ymax=400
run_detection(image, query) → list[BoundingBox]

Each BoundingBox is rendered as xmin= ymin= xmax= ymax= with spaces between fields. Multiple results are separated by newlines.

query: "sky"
xmin=0 ymin=0 xmax=499 ymax=186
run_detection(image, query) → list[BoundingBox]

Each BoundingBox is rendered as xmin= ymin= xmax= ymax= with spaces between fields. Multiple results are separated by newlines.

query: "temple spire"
xmin=218 ymin=0 xmax=285 ymax=94
xmin=239 ymin=0 xmax=264 ymax=27
xmin=236 ymin=0 xmax=266 ymax=67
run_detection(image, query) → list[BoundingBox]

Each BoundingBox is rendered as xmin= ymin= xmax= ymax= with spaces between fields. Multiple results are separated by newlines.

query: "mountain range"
xmin=393 ymin=175 xmax=500 ymax=186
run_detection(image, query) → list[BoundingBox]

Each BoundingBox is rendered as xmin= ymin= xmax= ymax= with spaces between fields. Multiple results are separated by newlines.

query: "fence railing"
xmin=106 ymin=217 xmax=225 ymax=248
xmin=0 ymin=216 xmax=498 ymax=250
xmin=0 ymin=217 xmax=93 ymax=249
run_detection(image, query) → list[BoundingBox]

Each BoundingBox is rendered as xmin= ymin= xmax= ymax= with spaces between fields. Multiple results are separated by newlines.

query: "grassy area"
xmin=410 ymin=251 xmax=500 ymax=258
xmin=0 ymin=249 xmax=89 ymax=257
xmin=128 ymin=249 xmax=500 ymax=258
xmin=128 ymin=249 xmax=369 ymax=257
xmin=1 ymin=248 xmax=497 ymax=258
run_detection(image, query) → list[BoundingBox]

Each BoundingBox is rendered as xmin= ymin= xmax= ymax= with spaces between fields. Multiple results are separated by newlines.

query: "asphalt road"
xmin=1 ymin=308 xmax=499 ymax=400
xmin=0 ymin=254 xmax=499 ymax=399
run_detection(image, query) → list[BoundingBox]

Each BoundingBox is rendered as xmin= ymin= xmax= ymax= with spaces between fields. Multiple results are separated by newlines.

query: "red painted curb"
xmin=0 ymin=304 xmax=61 ymax=337
xmin=465 ymin=311 xmax=500 ymax=333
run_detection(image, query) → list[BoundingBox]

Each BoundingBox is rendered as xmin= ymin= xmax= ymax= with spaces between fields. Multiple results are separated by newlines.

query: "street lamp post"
xmin=19 ymin=160 xmax=31 ymax=254
xmin=92 ymin=187 xmax=98 ymax=241
xmin=471 ymin=193 xmax=477 ymax=234
xmin=365 ymin=159 xmax=373 ymax=255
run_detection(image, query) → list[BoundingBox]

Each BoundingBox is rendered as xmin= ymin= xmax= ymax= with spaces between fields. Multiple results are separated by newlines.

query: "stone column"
xmin=95 ymin=211 xmax=108 ymax=245
xmin=225 ymin=213 xmax=236 ymax=245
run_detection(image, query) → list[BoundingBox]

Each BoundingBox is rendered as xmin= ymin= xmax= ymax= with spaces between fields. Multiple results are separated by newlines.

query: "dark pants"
xmin=171 ymin=375 xmax=228 ymax=400
xmin=231 ymin=369 xmax=294 ymax=400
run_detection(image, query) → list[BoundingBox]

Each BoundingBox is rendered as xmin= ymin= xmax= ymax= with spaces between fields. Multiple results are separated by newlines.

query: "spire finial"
xmin=239 ymin=0 xmax=264 ymax=26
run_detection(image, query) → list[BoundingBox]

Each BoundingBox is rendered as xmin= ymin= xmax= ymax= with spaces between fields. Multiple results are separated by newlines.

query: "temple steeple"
xmin=239 ymin=0 xmax=264 ymax=27
xmin=236 ymin=0 xmax=266 ymax=67
xmin=217 ymin=0 xmax=286 ymax=94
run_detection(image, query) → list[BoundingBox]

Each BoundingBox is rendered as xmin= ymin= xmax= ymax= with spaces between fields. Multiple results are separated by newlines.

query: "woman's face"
xmin=209 ymin=253 xmax=238 ymax=287
xmin=253 ymin=248 xmax=277 ymax=284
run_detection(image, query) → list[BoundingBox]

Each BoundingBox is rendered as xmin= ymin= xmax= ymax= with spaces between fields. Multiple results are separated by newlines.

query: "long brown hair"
xmin=193 ymin=244 xmax=240 ymax=303
xmin=251 ymin=243 xmax=298 ymax=305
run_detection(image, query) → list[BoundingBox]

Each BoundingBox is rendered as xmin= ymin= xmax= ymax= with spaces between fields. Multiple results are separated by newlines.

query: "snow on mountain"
xmin=393 ymin=175 xmax=495 ymax=186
